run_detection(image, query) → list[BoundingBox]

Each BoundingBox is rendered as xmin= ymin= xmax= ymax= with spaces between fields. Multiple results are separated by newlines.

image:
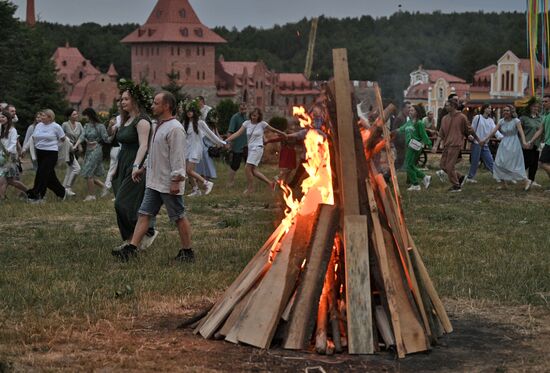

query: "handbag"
xmin=408 ymin=138 xmax=423 ymax=151
xmin=207 ymin=146 xmax=221 ymax=158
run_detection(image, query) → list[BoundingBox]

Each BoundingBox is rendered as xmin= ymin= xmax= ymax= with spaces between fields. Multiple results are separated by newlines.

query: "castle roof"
xmin=51 ymin=44 xmax=100 ymax=84
xmin=122 ymin=0 xmax=226 ymax=44
xmin=107 ymin=63 xmax=118 ymax=77
xmin=425 ymin=69 xmax=466 ymax=84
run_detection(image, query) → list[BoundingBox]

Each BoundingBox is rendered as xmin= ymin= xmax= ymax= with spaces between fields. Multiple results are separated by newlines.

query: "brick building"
xmin=51 ymin=43 xmax=120 ymax=113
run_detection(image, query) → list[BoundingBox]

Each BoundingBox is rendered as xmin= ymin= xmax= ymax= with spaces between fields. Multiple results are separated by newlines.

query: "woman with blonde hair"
xmin=26 ymin=109 xmax=67 ymax=201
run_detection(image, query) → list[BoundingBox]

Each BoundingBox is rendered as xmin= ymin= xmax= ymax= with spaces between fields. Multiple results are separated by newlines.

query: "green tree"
xmin=215 ymin=99 xmax=239 ymax=134
xmin=161 ymin=70 xmax=189 ymax=104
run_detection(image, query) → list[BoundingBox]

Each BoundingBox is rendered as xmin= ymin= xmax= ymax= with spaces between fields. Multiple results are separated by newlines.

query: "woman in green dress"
xmin=110 ymin=81 xmax=157 ymax=250
xmin=72 ymin=107 xmax=109 ymax=201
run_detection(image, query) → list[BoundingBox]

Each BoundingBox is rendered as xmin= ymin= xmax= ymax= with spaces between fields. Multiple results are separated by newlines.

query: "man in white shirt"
xmin=466 ymin=104 xmax=503 ymax=182
xmin=112 ymin=91 xmax=194 ymax=262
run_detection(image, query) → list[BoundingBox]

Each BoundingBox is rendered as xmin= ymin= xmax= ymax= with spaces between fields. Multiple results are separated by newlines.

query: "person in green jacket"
xmin=398 ymin=104 xmax=432 ymax=191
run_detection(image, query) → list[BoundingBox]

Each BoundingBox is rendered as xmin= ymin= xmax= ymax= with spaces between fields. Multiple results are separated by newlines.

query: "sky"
xmin=12 ymin=0 xmax=525 ymax=29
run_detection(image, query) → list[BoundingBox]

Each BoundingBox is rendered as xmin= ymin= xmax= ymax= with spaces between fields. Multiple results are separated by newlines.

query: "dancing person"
xmin=181 ymin=99 xmax=226 ymax=197
xmin=112 ymin=91 xmax=194 ymax=262
xmin=520 ymin=97 xmax=544 ymax=190
xmin=226 ymin=102 xmax=248 ymax=187
xmin=423 ymin=110 xmax=437 ymax=137
xmin=72 ymin=108 xmax=109 ymax=201
xmin=398 ymin=105 xmax=432 ymax=191
xmin=431 ymin=99 xmax=479 ymax=192
xmin=265 ymin=119 xmax=299 ymax=184
xmin=465 ymin=104 xmax=502 ymax=183
xmin=390 ymin=101 xmax=411 ymax=169
xmin=527 ymin=101 xmax=550 ymax=189
xmin=25 ymin=109 xmax=67 ymax=202
xmin=0 ymin=110 xmax=28 ymax=200
xmin=480 ymin=105 xmax=529 ymax=189
xmin=102 ymin=104 xmax=122 ymax=197
xmin=61 ymin=108 xmax=83 ymax=196
xmin=111 ymin=80 xmax=157 ymax=250
xmin=225 ymin=107 xmax=287 ymax=194
xmin=195 ymin=109 xmax=221 ymax=181
xmin=21 ymin=111 xmax=43 ymax=171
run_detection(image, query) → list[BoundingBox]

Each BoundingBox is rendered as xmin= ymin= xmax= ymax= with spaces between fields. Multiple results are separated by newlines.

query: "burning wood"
xmin=194 ymin=48 xmax=451 ymax=358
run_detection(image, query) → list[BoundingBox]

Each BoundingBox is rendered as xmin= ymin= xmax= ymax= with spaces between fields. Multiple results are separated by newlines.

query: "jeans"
xmin=138 ymin=187 xmax=186 ymax=222
xmin=468 ymin=143 xmax=494 ymax=179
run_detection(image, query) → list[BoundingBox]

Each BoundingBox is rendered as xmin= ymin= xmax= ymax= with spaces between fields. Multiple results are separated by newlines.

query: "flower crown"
xmin=118 ymin=79 xmax=154 ymax=111
xmin=205 ymin=108 xmax=218 ymax=125
xmin=179 ymin=98 xmax=201 ymax=116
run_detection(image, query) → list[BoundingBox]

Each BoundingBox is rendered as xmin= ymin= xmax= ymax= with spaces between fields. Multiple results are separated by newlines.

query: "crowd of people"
xmin=392 ymin=95 xmax=550 ymax=193
xmin=2 ymin=86 xmax=550 ymax=262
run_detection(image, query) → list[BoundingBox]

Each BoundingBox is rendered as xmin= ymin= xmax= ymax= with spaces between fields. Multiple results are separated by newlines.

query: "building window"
xmin=186 ymin=48 xmax=191 ymax=57
xmin=79 ymin=71 xmax=83 ymax=79
xmin=271 ymin=91 xmax=275 ymax=106
xmin=196 ymin=46 xmax=200 ymax=55
xmin=202 ymin=47 xmax=205 ymax=56
xmin=511 ymin=73 xmax=515 ymax=91
xmin=197 ymin=71 xmax=200 ymax=80
xmin=501 ymin=74 xmax=505 ymax=91
xmin=186 ymin=67 xmax=191 ymax=77
xmin=179 ymin=9 xmax=186 ymax=18
xmin=202 ymin=71 xmax=205 ymax=80
xmin=243 ymin=90 xmax=248 ymax=103
xmin=194 ymin=28 xmax=203 ymax=37
xmin=62 ymin=60 xmax=67 ymax=67
xmin=88 ymin=98 xmax=93 ymax=107
xmin=256 ymin=81 xmax=259 ymax=89
xmin=180 ymin=28 xmax=188 ymax=37
xmin=171 ymin=46 xmax=174 ymax=56
xmin=438 ymin=87 xmax=443 ymax=100
xmin=505 ymin=71 xmax=510 ymax=91
xmin=178 ymin=47 xmax=180 ymax=56
xmin=157 ymin=47 xmax=159 ymax=55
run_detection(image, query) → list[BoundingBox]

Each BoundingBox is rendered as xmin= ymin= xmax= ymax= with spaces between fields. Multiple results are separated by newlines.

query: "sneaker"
xmin=174 ymin=248 xmax=195 ymax=263
xmin=100 ymin=187 xmax=111 ymax=198
xmin=524 ymin=179 xmax=533 ymax=191
xmin=465 ymin=177 xmax=478 ymax=184
xmin=459 ymin=175 xmax=466 ymax=187
xmin=188 ymin=188 xmax=202 ymax=197
xmin=407 ymin=185 xmax=421 ymax=191
xmin=422 ymin=175 xmax=432 ymax=189
xmin=448 ymin=185 xmax=462 ymax=193
xmin=139 ymin=230 xmax=159 ymax=251
xmin=436 ymin=170 xmax=447 ymax=182
xmin=28 ymin=198 xmax=44 ymax=204
xmin=111 ymin=243 xmax=138 ymax=262
xmin=532 ymin=181 xmax=542 ymax=188
xmin=203 ymin=180 xmax=214 ymax=195
xmin=65 ymin=188 xmax=76 ymax=196
xmin=83 ymin=195 xmax=96 ymax=202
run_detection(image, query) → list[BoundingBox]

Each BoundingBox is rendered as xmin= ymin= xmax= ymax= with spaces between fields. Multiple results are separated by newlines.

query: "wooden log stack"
xmin=195 ymin=48 xmax=452 ymax=357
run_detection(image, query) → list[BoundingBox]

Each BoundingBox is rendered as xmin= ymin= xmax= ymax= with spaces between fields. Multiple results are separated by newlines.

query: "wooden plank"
xmin=232 ymin=209 xmax=318 ymax=348
xmin=196 ymin=224 xmax=284 ymax=338
xmin=343 ymin=215 xmax=374 ymax=354
xmin=407 ymin=232 xmax=453 ymax=333
xmin=332 ymin=48 xmax=360 ymax=216
xmin=365 ymin=179 xmax=406 ymax=358
xmin=282 ymin=204 xmax=339 ymax=350
xmin=374 ymin=305 xmax=395 ymax=348
xmin=381 ymin=225 xmax=430 ymax=355
xmin=224 ymin=285 xmax=260 ymax=343
xmin=218 ymin=280 xmax=259 ymax=337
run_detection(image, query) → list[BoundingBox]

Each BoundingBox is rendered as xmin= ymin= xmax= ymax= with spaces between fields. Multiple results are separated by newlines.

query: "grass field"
xmin=0 ymin=156 xmax=549 ymax=370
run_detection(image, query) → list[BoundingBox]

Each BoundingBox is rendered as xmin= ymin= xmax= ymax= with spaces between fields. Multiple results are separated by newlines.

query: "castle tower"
xmin=121 ymin=0 xmax=226 ymax=87
xmin=27 ymin=0 xmax=36 ymax=26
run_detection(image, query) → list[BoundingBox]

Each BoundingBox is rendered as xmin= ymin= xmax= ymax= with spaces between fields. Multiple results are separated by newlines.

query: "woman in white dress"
xmin=0 ymin=110 xmax=29 ymax=200
xmin=225 ymin=108 xmax=287 ymax=195
xmin=182 ymin=102 xmax=226 ymax=197
xmin=480 ymin=105 xmax=529 ymax=189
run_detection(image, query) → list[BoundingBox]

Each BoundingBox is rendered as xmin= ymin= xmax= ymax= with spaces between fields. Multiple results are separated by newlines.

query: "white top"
xmin=242 ymin=120 xmax=268 ymax=148
xmin=184 ymin=119 xmax=226 ymax=159
xmin=0 ymin=127 xmax=18 ymax=154
xmin=471 ymin=114 xmax=503 ymax=144
xmin=146 ymin=118 xmax=187 ymax=195
xmin=200 ymin=105 xmax=212 ymax=121
xmin=32 ymin=122 xmax=65 ymax=151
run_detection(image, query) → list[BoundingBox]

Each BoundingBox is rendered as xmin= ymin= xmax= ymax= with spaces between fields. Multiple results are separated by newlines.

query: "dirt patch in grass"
xmin=1 ymin=299 xmax=548 ymax=372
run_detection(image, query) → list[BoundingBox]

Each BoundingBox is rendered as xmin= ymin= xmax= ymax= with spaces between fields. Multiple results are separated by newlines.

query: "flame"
xmin=269 ymin=106 xmax=335 ymax=262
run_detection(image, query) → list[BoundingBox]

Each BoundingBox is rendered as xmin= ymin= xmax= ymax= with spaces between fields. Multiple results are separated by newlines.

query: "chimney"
xmin=27 ymin=0 xmax=36 ymax=26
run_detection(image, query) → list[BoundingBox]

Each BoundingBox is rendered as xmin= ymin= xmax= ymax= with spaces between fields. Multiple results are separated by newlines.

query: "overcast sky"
xmin=12 ymin=0 xmax=524 ymax=29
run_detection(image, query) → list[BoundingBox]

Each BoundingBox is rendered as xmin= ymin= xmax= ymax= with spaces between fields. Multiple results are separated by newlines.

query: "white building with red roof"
xmin=404 ymin=66 xmax=470 ymax=118
xmin=52 ymin=43 xmax=120 ymax=112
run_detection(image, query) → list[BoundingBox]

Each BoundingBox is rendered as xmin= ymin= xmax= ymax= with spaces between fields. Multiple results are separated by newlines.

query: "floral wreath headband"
xmin=178 ymin=98 xmax=201 ymax=116
xmin=118 ymin=79 xmax=154 ymax=111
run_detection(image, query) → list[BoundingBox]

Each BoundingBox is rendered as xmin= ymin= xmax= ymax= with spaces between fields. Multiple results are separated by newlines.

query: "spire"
xmin=107 ymin=63 xmax=118 ymax=77
xmin=27 ymin=0 xmax=36 ymax=26
xmin=145 ymin=0 xmax=201 ymax=25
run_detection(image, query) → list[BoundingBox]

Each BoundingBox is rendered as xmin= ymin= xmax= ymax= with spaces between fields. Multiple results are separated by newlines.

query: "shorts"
xmin=138 ymin=187 xmax=186 ymax=222
xmin=246 ymin=145 xmax=264 ymax=166
xmin=230 ymin=151 xmax=244 ymax=171
xmin=540 ymin=145 xmax=550 ymax=164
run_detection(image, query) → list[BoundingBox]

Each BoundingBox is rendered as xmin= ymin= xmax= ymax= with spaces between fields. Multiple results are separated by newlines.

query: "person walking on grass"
xmin=465 ymin=104 xmax=502 ymax=183
xmin=72 ymin=107 xmax=109 ymax=201
xmin=226 ymin=102 xmax=248 ymax=187
xmin=181 ymin=99 xmax=226 ymax=197
xmin=102 ymin=103 xmax=122 ymax=198
xmin=527 ymin=101 xmax=550 ymax=190
xmin=0 ymin=110 xmax=29 ymax=201
xmin=112 ymin=91 xmax=194 ymax=262
xmin=61 ymin=108 xmax=83 ymax=196
xmin=225 ymin=108 xmax=287 ymax=195
xmin=397 ymin=104 xmax=432 ymax=191
xmin=521 ymin=97 xmax=544 ymax=190
xmin=25 ymin=109 xmax=68 ymax=202
xmin=431 ymin=98 xmax=479 ymax=192
xmin=480 ymin=105 xmax=530 ymax=189
xmin=111 ymin=79 xmax=157 ymax=251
